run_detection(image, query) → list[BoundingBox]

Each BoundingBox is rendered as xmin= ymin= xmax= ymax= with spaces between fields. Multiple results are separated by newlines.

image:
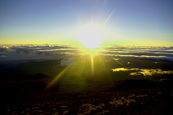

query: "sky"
xmin=0 ymin=0 xmax=173 ymax=46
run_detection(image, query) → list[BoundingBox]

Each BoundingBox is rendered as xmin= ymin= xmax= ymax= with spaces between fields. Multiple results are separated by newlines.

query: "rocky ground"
xmin=2 ymin=88 xmax=173 ymax=115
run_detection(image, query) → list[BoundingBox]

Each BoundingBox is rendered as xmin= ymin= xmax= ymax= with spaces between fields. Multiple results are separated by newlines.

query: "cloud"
xmin=102 ymin=46 xmax=173 ymax=61
xmin=9 ymin=45 xmax=75 ymax=56
xmin=35 ymin=52 xmax=43 ymax=55
xmin=1 ymin=44 xmax=173 ymax=61
xmin=0 ymin=47 xmax=9 ymax=53
xmin=0 ymin=55 xmax=7 ymax=58
xmin=44 ymin=52 xmax=50 ymax=56
xmin=112 ymin=68 xmax=173 ymax=76
xmin=15 ymin=49 xmax=33 ymax=55
xmin=60 ymin=58 xmax=76 ymax=66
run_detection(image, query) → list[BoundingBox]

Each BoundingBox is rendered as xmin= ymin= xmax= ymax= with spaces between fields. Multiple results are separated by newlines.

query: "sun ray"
xmin=62 ymin=55 xmax=85 ymax=86
xmin=97 ymin=55 xmax=117 ymax=90
xmin=46 ymin=65 xmax=71 ymax=89
xmin=90 ymin=51 xmax=94 ymax=75
xmin=103 ymin=9 xmax=115 ymax=26
xmin=46 ymin=55 xmax=86 ymax=90
xmin=75 ymin=12 xmax=83 ymax=25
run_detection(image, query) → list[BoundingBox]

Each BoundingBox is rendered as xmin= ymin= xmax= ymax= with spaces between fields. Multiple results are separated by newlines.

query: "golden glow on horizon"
xmin=112 ymin=68 xmax=173 ymax=76
xmin=79 ymin=24 xmax=102 ymax=48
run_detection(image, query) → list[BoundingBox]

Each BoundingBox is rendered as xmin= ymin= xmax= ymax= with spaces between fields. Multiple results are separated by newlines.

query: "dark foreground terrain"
xmin=1 ymin=57 xmax=173 ymax=114
xmin=1 ymin=86 xmax=173 ymax=115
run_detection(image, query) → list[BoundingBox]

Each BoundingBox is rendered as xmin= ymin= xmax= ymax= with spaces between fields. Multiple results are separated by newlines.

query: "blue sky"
xmin=0 ymin=0 xmax=173 ymax=46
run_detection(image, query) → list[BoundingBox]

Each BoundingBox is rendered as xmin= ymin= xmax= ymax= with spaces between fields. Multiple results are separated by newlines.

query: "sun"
xmin=79 ymin=24 xmax=102 ymax=48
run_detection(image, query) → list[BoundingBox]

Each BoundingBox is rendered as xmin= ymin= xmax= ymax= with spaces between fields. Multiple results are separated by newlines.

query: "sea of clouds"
xmin=0 ymin=44 xmax=173 ymax=61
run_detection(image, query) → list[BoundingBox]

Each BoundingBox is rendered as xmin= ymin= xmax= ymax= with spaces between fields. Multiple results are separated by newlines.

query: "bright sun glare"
xmin=79 ymin=24 xmax=102 ymax=48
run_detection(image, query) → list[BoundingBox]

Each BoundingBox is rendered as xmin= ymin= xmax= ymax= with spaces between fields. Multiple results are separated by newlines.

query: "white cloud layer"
xmin=0 ymin=45 xmax=173 ymax=61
